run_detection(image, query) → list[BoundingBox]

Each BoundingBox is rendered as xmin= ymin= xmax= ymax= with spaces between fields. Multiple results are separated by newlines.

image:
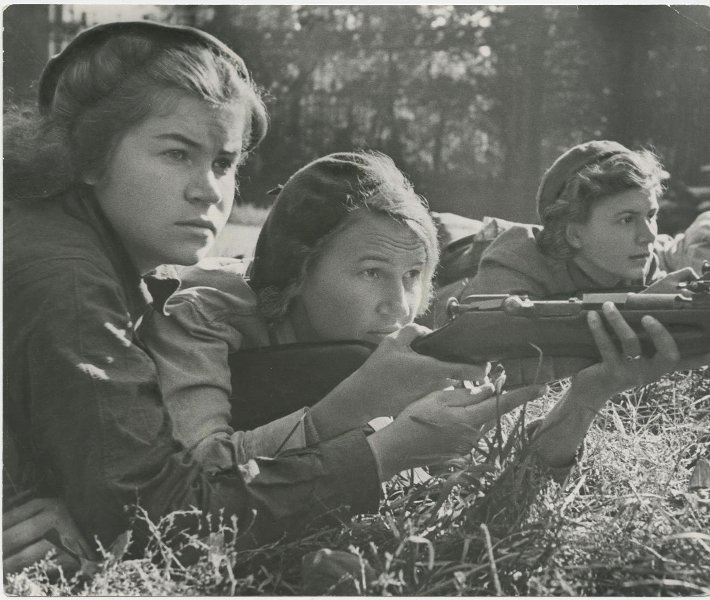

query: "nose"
xmin=637 ymin=218 xmax=657 ymax=245
xmin=185 ymin=169 xmax=222 ymax=205
xmin=376 ymin=279 xmax=411 ymax=323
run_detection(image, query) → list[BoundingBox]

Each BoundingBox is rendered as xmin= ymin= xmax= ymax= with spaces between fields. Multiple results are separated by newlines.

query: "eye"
xmin=620 ymin=215 xmax=635 ymax=225
xmin=361 ymin=268 xmax=381 ymax=281
xmin=163 ymin=149 xmax=188 ymax=161
xmin=213 ymin=156 xmax=238 ymax=175
xmin=404 ymin=269 xmax=422 ymax=282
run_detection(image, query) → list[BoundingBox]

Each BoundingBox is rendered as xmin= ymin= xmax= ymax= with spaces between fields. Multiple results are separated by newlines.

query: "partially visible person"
xmin=430 ymin=207 xmax=708 ymax=319
xmin=427 ymin=140 xmax=707 ymax=383
xmin=3 ymin=19 xmax=268 ymax=572
xmin=656 ymin=210 xmax=710 ymax=275
xmin=460 ymin=141 xmax=678 ymax=299
xmin=426 ymin=141 xmax=701 ymax=326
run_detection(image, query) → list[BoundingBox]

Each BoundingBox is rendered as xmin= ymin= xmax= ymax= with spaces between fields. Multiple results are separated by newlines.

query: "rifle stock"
xmin=229 ymin=341 xmax=375 ymax=430
xmin=227 ymin=287 xmax=710 ymax=424
xmin=411 ymin=292 xmax=710 ymax=364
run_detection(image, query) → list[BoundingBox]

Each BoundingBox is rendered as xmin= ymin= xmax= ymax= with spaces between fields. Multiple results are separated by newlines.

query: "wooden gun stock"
xmin=229 ymin=341 xmax=375 ymax=430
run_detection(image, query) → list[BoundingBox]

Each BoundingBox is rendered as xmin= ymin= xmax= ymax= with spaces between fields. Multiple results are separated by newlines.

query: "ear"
xmin=565 ymin=222 xmax=583 ymax=249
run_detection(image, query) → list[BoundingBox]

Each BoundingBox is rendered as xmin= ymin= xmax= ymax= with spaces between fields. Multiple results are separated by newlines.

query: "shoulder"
xmin=4 ymin=199 xmax=116 ymax=282
xmin=655 ymin=211 xmax=710 ymax=272
xmin=144 ymin=258 xmax=270 ymax=349
xmin=684 ymin=211 xmax=710 ymax=243
xmin=174 ymin=256 xmax=252 ymax=291
xmin=163 ymin=257 xmax=261 ymax=322
xmin=484 ymin=223 xmax=540 ymax=251
xmin=478 ymin=224 xmax=547 ymax=272
xmin=470 ymin=224 xmax=563 ymax=296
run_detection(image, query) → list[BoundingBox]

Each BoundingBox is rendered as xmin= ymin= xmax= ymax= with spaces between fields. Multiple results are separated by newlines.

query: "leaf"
xmin=406 ymin=535 xmax=435 ymax=570
xmin=301 ymin=549 xmax=376 ymax=595
xmin=689 ymin=457 xmax=710 ymax=490
xmin=107 ymin=530 xmax=132 ymax=560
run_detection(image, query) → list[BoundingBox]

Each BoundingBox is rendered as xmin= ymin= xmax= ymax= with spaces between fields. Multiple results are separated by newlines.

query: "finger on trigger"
xmin=466 ymin=383 xmax=540 ymax=421
xmin=442 ymin=387 xmax=489 ymax=407
xmin=468 ymin=382 xmax=496 ymax=403
xmin=505 ymin=384 xmax=547 ymax=405
xmin=451 ymin=361 xmax=489 ymax=383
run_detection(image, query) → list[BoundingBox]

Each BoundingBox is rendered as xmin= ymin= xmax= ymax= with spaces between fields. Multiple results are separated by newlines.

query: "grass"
xmin=5 ymin=368 xmax=709 ymax=596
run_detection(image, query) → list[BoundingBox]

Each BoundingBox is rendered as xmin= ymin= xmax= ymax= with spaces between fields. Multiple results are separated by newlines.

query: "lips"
xmin=369 ymin=328 xmax=399 ymax=337
xmin=176 ymin=219 xmax=217 ymax=235
xmin=629 ymin=252 xmax=651 ymax=260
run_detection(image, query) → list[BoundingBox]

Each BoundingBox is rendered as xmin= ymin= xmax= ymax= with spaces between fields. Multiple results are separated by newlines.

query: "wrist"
xmin=568 ymin=372 xmax=613 ymax=413
xmin=565 ymin=377 xmax=614 ymax=419
xmin=310 ymin=372 xmax=376 ymax=440
xmin=366 ymin=424 xmax=411 ymax=482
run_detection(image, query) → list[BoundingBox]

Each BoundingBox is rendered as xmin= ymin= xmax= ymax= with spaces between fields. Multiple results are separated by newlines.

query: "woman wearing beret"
xmin=457 ymin=140 xmax=698 ymax=299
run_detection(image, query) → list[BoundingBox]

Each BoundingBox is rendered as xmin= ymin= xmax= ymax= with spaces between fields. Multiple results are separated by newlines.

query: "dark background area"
xmin=4 ymin=4 xmax=710 ymax=232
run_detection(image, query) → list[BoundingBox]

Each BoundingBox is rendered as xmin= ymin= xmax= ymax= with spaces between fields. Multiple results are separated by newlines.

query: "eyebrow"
xmin=613 ymin=207 xmax=657 ymax=216
xmin=154 ymin=133 xmax=201 ymax=148
xmin=357 ymin=254 xmax=426 ymax=265
xmin=153 ymin=133 xmax=240 ymax=156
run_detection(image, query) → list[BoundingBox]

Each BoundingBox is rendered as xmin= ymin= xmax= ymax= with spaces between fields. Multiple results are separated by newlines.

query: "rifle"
xmin=228 ymin=265 xmax=710 ymax=428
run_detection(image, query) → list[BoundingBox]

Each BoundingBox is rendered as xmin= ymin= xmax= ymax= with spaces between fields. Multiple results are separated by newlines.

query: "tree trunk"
xmin=499 ymin=7 xmax=548 ymax=222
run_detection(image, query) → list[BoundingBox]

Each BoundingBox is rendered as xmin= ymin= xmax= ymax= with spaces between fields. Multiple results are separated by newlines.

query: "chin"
xmin=172 ymin=247 xmax=212 ymax=267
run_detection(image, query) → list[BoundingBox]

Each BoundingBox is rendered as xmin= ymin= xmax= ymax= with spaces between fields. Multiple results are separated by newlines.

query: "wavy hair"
xmin=4 ymin=24 xmax=267 ymax=201
xmin=537 ymin=149 xmax=665 ymax=258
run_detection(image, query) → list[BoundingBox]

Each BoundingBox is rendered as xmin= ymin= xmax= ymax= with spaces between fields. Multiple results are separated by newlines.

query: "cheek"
xmin=591 ymin=225 xmax=625 ymax=250
xmin=408 ymin=286 xmax=425 ymax=318
xmin=319 ymin=278 xmax=375 ymax=328
xmin=220 ymin=178 xmax=236 ymax=203
xmin=328 ymin=278 xmax=372 ymax=315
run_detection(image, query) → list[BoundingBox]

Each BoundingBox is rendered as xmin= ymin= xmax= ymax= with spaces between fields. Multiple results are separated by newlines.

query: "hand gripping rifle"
xmin=228 ymin=264 xmax=710 ymax=429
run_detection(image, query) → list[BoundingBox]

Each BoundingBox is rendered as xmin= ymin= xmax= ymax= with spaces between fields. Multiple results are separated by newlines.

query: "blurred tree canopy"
xmin=160 ymin=5 xmax=709 ymax=226
xmin=4 ymin=5 xmax=709 ymax=227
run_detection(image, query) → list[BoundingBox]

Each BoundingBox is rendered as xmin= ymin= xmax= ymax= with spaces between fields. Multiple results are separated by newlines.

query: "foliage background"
xmin=4 ymin=4 xmax=710 ymax=230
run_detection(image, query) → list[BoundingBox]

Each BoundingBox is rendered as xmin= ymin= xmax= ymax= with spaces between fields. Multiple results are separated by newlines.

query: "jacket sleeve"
xmin=4 ymin=259 xmax=380 ymax=548
xmin=461 ymin=256 xmax=548 ymax=297
xmin=139 ymin=276 xmax=311 ymax=468
xmin=655 ymin=211 xmax=710 ymax=273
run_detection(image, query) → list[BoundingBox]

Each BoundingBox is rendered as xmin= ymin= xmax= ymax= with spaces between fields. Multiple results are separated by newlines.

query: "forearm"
xmin=529 ymin=377 xmax=608 ymax=467
xmin=129 ymin=429 xmax=381 ymax=550
xmin=308 ymin=371 xmax=379 ymax=441
xmin=165 ymin=387 xmax=310 ymax=470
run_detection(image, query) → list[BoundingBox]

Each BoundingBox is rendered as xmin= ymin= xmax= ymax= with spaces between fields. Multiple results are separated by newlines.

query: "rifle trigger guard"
xmin=446 ymin=297 xmax=460 ymax=319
